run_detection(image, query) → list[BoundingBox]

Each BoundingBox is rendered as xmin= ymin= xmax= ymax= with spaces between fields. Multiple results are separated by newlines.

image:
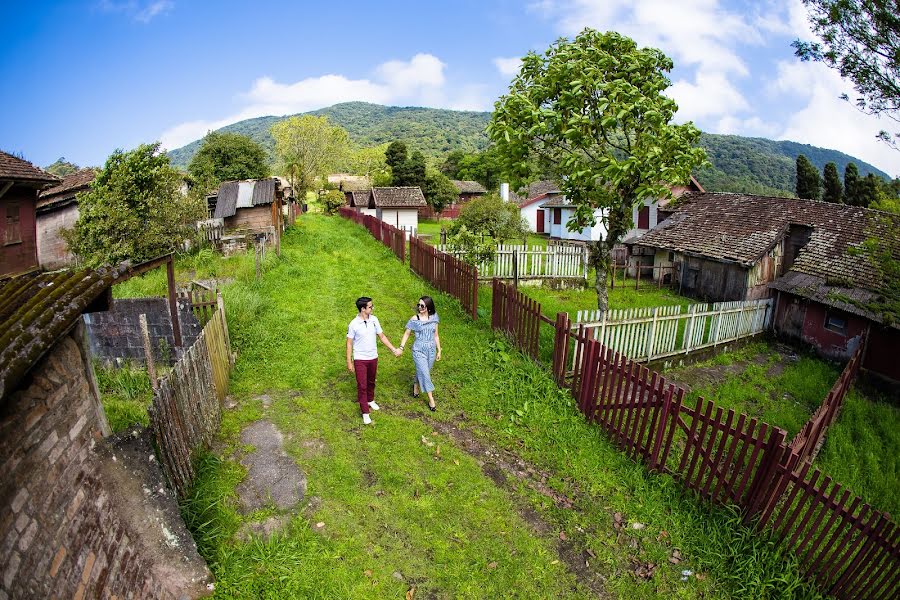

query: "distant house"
xmin=514 ymin=180 xmax=563 ymax=234
xmin=539 ymin=195 xmax=611 ymax=243
xmin=213 ymin=177 xmax=285 ymax=246
xmin=0 ymin=151 xmax=59 ymax=277
xmin=421 ymin=180 xmax=488 ymax=219
xmin=345 ymin=190 xmax=376 ymax=217
xmin=347 ymin=187 xmax=426 ymax=232
xmin=36 ymin=169 xmax=96 ymax=270
xmin=622 ymin=176 xmax=705 ymax=245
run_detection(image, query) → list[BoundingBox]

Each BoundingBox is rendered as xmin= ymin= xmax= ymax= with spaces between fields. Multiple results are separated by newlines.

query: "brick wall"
xmin=83 ymin=298 xmax=201 ymax=366
xmin=36 ymin=204 xmax=79 ymax=270
xmin=0 ymin=325 xmax=212 ymax=599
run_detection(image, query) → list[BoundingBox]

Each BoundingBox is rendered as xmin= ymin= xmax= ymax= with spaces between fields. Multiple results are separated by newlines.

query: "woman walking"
xmin=399 ymin=296 xmax=442 ymax=411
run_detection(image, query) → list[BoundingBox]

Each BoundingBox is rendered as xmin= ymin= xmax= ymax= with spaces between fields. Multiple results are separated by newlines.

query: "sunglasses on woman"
xmin=417 ymin=303 xmax=426 ymax=309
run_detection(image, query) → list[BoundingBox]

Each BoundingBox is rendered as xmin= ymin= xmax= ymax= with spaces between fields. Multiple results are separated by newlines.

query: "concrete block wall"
xmin=83 ymin=298 xmax=201 ymax=366
xmin=0 ymin=327 xmax=211 ymax=599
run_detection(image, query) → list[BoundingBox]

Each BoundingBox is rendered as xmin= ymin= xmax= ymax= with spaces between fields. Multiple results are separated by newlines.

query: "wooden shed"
xmin=35 ymin=168 xmax=96 ymax=270
xmin=0 ymin=152 xmax=59 ymax=277
xmin=212 ymin=177 xmax=284 ymax=250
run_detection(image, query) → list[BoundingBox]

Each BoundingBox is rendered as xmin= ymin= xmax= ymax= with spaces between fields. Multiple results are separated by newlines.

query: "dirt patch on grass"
xmin=410 ymin=413 xmax=610 ymax=597
xmin=235 ymin=420 xmax=307 ymax=513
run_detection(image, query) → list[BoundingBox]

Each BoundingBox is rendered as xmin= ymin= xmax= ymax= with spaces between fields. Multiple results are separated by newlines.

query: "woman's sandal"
xmin=428 ymin=399 xmax=436 ymax=412
xmin=412 ymin=382 xmax=420 ymax=398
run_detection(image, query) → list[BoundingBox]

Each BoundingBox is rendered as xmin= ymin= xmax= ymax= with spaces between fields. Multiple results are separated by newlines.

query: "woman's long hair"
xmin=419 ymin=295 xmax=436 ymax=316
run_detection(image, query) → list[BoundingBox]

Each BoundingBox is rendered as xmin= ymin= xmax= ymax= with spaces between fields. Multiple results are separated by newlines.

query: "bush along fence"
xmin=789 ymin=340 xmax=864 ymax=465
xmin=437 ymin=243 xmax=588 ymax=283
xmin=574 ymin=298 xmax=773 ymax=363
xmin=338 ymin=208 xmax=478 ymax=319
xmin=148 ymin=293 xmax=233 ymax=499
xmin=490 ymin=279 xmax=897 ymax=600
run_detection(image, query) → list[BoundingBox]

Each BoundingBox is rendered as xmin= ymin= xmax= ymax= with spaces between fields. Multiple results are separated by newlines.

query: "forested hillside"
xmin=167 ymin=102 xmax=890 ymax=195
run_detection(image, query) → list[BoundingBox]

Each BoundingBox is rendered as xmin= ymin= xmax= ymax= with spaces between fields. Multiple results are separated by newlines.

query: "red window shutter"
xmin=553 ymin=209 xmax=561 ymax=225
xmin=638 ymin=206 xmax=650 ymax=229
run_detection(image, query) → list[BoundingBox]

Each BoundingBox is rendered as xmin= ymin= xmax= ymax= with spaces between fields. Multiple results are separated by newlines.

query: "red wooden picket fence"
xmin=490 ymin=284 xmax=897 ymax=600
xmin=339 ymin=207 xmax=406 ymax=263
xmin=789 ymin=340 xmax=864 ymax=464
xmin=409 ymin=234 xmax=478 ymax=320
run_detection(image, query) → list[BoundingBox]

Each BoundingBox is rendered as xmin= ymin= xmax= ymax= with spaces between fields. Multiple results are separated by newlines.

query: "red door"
xmin=536 ymin=209 xmax=545 ymax=233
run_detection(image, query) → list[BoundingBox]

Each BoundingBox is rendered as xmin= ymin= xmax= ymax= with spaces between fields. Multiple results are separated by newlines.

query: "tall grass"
xmin=93 ymin=360 xmax=153 ymax=432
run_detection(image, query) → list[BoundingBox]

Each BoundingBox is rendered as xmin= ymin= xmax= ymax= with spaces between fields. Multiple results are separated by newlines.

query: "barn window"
xmin=824 ymin=311 xmax=847 ymax=335
xmin=5 ymin=204 xmax=21 ymax=245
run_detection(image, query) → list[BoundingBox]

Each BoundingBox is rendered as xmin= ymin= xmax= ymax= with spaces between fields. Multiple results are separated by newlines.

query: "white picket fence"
xmin=573 ymin=298 xmax=773 ymax=363
xmin=436 ymin=244 xmax=588 ymax=280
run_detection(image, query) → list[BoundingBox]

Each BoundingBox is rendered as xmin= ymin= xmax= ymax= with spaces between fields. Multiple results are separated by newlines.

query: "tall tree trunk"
xmin=590 ymin=239 xmax=610 ymax=312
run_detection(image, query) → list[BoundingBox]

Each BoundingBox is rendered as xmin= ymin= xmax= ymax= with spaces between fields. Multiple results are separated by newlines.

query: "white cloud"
xmin=159 ymin=54 xmax=491 ymax=151
xmin=715 ymin=115 xmax=779 ymax=138
xmin=97 ymin=0 xmax=173 ymax=23
xmin=493 ymin=57 xmax=522 ymax=78
xmin=667 ymin=72 xmax=750 ymax=122
xmin=770 ymin=61 xmax=900 ymax=175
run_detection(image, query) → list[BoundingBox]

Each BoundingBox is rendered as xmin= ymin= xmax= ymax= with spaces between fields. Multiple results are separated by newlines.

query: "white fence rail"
xmin=436 ymin=244 xmax=588 ymax=280
xmin=573 ymin=298 xmax=773 ymax=363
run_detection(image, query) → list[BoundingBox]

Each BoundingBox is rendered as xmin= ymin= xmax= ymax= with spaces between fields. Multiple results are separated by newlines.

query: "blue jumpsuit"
xmin=406 ymin=314 xmax=439 ymax=393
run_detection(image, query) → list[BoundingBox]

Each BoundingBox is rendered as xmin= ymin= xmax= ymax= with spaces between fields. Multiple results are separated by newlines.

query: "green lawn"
xmin=168 ymin=214 xmax=823 ymax=599
xmin=662 ymin=342 xmax=900 ymax=518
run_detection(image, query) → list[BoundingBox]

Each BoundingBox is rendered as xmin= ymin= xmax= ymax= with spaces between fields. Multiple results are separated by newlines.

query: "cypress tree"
xmin=844 ymin=162 xmax=861 ymax=206
xmin=822 ymin=162 xmax=843 ymax=203
xmin=796 ymin=154 xmax=822 ymax=200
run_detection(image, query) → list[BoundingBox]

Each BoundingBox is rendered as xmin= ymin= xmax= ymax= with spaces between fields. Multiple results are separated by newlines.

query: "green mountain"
xmin=167 ymin=101 xmax=891 ymax=195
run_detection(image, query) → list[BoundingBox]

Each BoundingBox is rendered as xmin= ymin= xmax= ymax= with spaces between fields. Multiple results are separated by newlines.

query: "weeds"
xmin=93 ymin=360 xmax=153 ymax=433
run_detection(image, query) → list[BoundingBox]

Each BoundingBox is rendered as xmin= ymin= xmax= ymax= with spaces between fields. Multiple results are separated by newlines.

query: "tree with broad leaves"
xmin=796 ymin=154 xmax=823 ymax=199
xmin=271 ymin=116 xmax=349 ymax=196
xmin=188 ymin=131 xmax=269 ymax=187
xmin=823 ymin=162 xmax=843 ymax=203
xmin=793 ymin=0 xmax=900 ymax=150
xmin=487 ymin=29 xmax=708 ymax=311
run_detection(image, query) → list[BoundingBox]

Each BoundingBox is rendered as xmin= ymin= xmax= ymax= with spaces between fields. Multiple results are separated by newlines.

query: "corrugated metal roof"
xmin=0 ymin=265 xmax=128 ymax=401
xmin=213 ymin=178 xmax=280 ymax=218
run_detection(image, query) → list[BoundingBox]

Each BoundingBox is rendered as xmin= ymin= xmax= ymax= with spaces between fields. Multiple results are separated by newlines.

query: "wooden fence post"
xmin=139 ymin=314 xmax=158 ymax=389
xmin=744 ymin=428 xmax=788 ymax=520
xmin=166 ymin=256 xmax=182 ymax=348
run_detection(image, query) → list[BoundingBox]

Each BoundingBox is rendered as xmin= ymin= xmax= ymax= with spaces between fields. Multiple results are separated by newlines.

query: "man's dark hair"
xmin=356 ymin=297 xmax=372 ymax=312
xmin=420 ymin=295 xmax=436 ymax=316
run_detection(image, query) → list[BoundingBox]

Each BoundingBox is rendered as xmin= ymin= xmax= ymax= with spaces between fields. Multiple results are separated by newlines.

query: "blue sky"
xmin=2 ymin=0 xmax=898 ymax=176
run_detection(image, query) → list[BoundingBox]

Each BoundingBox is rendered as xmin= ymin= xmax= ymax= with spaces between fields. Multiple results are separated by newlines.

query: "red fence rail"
xmin=789 ymin=340 xmax=865 ymax=464
xmin=339 ymin=208 xmax=406 ymax=263
xmin=408 ymin=234 xmax=478 ymax=320
xmin=490 ymin=287 xmax=896 ymax=600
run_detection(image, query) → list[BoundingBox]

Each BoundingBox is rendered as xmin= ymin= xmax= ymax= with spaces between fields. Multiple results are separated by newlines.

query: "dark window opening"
xmin=824 ymin=312 xmax=847 ymax=336
xmin=553 ymin=209 xmax=561 ymax=225
xmin=5 ymin=204 xmax=22 ymax=245
xmin=637 ymin=205 xmax=650 ymax=229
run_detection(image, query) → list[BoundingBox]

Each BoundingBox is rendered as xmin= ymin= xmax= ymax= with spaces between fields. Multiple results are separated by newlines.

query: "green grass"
xmin=178 ymin=214 xmax=825 ymax=599
xmin=521 ymin=275 xmax=693 ymax=318
xmin=93 ymin=360 xmax=153 ymax=433
xmin=663 ymin=342 xmax=900 ymax=518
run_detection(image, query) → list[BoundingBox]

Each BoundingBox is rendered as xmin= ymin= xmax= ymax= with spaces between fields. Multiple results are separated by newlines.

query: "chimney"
xmin=500 ymin=182 xmax=509 ymax=202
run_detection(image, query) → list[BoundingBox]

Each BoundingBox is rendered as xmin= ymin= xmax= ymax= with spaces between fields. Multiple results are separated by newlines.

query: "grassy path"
xmin=183 ymin=215 xmax=822 ymax=599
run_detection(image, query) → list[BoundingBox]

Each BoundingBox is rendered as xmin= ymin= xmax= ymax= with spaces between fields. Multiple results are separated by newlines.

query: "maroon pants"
xmin=353 ymin=358 xmax=378 ymax=414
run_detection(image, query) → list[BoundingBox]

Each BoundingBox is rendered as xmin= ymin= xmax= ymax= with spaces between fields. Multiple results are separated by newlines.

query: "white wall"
xmin=520 ymin=203 xmax=543 ymax=233
xmin=549 ymin=208 xmax=608 ymax=241
xmin=376 ymin=208 xmax=418 ymax=230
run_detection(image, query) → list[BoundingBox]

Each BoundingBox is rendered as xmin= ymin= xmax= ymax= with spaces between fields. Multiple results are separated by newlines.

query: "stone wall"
xmin=83 ymin=298 xmax=201 ymax=366
xmin=0 ymin=325 xmax=212 ymax=599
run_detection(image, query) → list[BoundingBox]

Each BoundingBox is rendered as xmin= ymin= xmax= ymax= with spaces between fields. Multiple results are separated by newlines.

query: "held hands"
xmin=393 ymin=347 xmax=403 ymax=357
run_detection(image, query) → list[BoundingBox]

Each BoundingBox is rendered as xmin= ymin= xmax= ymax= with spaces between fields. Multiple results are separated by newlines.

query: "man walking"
xmin=347 ymin=296 xmax=401 ymax=424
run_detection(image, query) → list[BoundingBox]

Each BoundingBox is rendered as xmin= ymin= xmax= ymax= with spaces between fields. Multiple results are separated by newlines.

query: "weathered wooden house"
xmin=0 ymin=265 xmax=211 ymax=598
xmin=212 ymin=177 xmax=284 ymax=247
xmin=0 ymin=152 xmax=59 ymax=277
xmin=35 ymin=168 xmax=96 ymax=270
xmin=622 ymin=176 xmax=705 ymax=245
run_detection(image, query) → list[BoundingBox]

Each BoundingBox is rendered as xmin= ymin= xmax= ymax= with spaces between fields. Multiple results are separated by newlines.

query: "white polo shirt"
xmin=347 ymin=314 xmax=382 ymax=360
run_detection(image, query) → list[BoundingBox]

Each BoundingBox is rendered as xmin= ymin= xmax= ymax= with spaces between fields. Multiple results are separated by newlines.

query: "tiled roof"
xmin=346 ymin=190 xmax=372 ymax=208
xmin=769 ymin=271 xmax=886 ymax=324
xmin=0 ymin=151 xmax=59 ymax=185
xmin=636 ymin=191 xmax=900 ymax=308
xmin=372 ymin=187 xmax=427 ymax=208
xmin=37 ymin=169 xmax=97 ymax=211
xmin=0 ymin=265 xmax=128 ymax=401
xmin=515 ymin=180 xmax=561 ymax=207
xmin=539 ymin=196 xmax=573 ymax=209
xmin=213 ymin=178 xmax=280 ymax=219
xmin=451 ymin=180 xmax=487 ymax=194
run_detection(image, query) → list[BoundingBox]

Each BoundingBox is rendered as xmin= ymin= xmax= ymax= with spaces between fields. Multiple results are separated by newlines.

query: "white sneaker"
xmin=368 ymin=401 xmax=380 ymax=411
xmin=362 ymin=414 xmax=372 ymax=425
